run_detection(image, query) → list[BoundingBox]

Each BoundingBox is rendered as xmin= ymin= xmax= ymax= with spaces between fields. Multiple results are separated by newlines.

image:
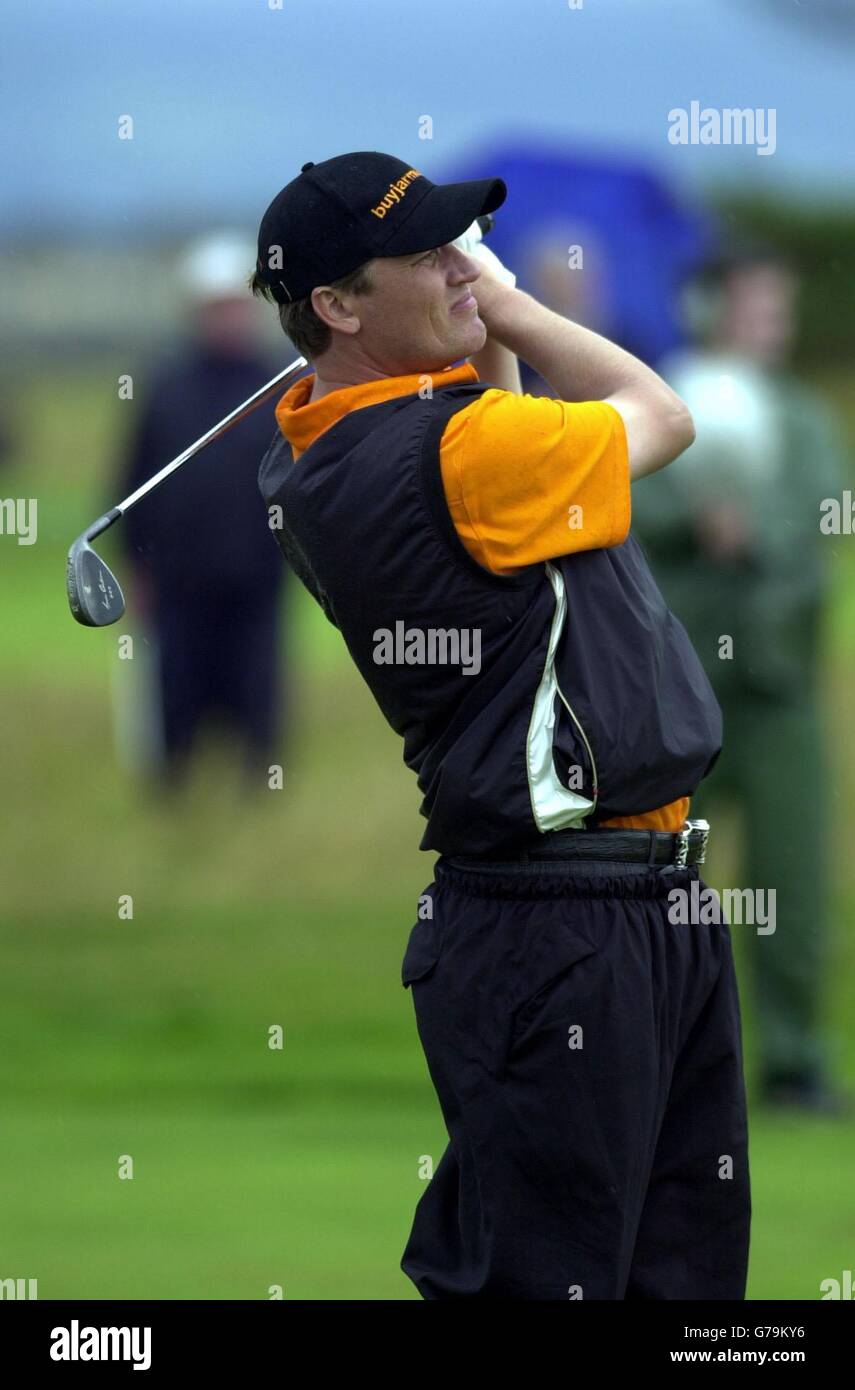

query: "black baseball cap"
xmin=255 ymin=151 xmax=507 ymax=304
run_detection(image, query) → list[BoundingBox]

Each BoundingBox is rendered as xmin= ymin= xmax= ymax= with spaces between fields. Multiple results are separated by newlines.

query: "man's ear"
xmin=310 ymin=286 xmax=361 ymax=337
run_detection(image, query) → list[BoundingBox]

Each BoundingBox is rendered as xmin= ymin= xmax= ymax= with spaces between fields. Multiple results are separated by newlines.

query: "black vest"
xmin=258 ymin=380 xmax=722 ymax=855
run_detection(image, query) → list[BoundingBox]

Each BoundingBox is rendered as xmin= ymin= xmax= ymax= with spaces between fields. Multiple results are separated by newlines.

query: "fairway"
xmin=2 ymin=367 xmax=854 ymax=1298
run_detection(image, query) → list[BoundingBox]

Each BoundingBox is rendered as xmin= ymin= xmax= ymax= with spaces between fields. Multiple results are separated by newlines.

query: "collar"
xmin=274 ymin=362 xmax=479 ymax=458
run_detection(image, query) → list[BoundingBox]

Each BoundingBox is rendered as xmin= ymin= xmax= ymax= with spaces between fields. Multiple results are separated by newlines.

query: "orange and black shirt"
xmin=273 ymin=362 xmax=694 ymax=834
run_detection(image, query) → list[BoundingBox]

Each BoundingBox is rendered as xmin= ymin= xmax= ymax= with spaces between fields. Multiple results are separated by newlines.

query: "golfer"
xmin=252 ymin=152 xmax=750 ymax=1300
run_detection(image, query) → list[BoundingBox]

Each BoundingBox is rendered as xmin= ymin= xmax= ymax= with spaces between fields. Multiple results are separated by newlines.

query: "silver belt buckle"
xmin=673 ymin=825 xmax=690 ymax=869
xmin=678 ymin=811 xmax=711 ymax=867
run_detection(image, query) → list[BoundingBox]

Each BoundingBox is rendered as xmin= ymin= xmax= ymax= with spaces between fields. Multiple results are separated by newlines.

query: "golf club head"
xmin=66 ymin=360 xmax=307 ymax=631
xmin=66 ymin=535 xmax=126 ymax=626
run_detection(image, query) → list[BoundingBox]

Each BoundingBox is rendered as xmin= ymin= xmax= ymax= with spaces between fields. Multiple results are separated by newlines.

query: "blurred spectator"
xmin=631 ymin=243 xmax=849 ymax=1113
xmin=118 ymin=232 xmax=290 ymax=791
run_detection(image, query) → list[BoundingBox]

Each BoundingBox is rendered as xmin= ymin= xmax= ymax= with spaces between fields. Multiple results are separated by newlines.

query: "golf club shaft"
xmin=84 ymin=216 xmax=496 ymax=542
xmin=116 ymin=353 xmax=308 ymax=519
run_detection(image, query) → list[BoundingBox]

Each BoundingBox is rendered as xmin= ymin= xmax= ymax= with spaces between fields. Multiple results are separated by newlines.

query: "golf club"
xmin=67 ymin=213 xmax=497 ymax=627
xmin=66 ymin=354 xmax=308 ymax=626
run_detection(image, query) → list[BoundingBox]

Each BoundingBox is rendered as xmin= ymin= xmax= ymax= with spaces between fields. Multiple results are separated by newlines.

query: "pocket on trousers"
xmin=507 ymin=927 xmax=600 ymax=1055
xmin=401 ymin=913 xmax=444 ymax=989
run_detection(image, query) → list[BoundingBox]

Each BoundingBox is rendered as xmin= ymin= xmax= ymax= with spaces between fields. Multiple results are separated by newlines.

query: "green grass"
xmin=1 ymin=364 xmax=854 ymax=1299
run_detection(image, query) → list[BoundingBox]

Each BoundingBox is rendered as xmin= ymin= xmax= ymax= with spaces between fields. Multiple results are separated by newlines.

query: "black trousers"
xmin=400 ymin=856 xmax=751 ymax=1300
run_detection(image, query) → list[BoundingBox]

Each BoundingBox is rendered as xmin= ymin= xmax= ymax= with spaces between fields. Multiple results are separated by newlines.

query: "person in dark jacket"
xmin=119 ymin=233 xmax=290 ymax=789
xmin=250 ymin=153 xmax=749 ymax=1300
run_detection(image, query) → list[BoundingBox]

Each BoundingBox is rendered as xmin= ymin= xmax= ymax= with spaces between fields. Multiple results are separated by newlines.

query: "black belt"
xmin=450 ymin=819 xmax=710 ymax=870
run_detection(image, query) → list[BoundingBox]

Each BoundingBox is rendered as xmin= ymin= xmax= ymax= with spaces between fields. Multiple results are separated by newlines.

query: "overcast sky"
xmin=3 ymin=0 xmax=854 ymax=238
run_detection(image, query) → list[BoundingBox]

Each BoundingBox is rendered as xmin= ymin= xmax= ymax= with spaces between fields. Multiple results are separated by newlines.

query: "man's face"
xmin=327 ymin=241 xmax=487 ymax=375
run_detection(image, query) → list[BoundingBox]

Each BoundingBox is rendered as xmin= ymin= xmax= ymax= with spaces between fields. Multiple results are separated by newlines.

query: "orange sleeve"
xmin=439 ymin=388 xmax=631 ymax=575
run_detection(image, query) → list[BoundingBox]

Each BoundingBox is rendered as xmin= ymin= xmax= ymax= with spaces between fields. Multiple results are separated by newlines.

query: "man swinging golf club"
xmin=251 ymin=151 xmax=750 ymax=1301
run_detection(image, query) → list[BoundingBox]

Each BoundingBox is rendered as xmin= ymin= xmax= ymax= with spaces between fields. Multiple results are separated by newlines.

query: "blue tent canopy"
xmin=438 ymin=142 xmax=716 ymax=368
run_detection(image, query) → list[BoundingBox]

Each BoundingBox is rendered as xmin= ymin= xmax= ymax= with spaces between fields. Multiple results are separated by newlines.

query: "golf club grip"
xmin=476 ymin=213 xmax=495 ymax=238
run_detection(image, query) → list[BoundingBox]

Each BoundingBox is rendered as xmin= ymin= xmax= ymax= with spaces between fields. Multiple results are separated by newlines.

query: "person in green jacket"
xmin=631 ymin=243 xmax=850 ymax=1113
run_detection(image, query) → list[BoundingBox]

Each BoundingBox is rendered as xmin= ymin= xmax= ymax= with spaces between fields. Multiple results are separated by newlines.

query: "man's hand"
xmin=469 ymin=260 xmax=519 ymax=329
xmin=470 ymin=240 xmax=516 ymax=289
xmin=453 ymin=220 xmax=518 ymax=326
xmin=451 ymin=220 xmax=523 ymax=392
xmin=452 ymin=220 xmax=516 ymax=284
